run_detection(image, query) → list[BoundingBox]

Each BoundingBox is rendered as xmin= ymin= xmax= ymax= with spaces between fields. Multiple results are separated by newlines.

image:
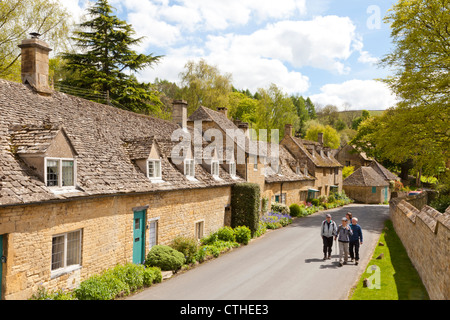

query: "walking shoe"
xmin=323 ymin=255 xmax=327 ymax=261
xmin=327 ymin=254 xmax=331 ymax=260
xmin=355 ymin=260 xmax=359 ymax=265
xmin=339 ymin=262 xmax=343 ymax=267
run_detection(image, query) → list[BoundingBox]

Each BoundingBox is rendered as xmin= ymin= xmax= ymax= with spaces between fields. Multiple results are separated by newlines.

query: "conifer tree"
xmin=61 ymin=0 xmax=163 ymax=114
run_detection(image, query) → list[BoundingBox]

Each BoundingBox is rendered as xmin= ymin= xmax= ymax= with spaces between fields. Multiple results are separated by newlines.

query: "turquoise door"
xmin=133 ymin=211 xmax=146 ymax=264
xmin=384 ymin=187 xmax=389 ymax=202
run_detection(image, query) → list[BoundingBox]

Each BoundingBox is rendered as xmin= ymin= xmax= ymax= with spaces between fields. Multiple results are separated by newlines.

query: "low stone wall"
xmin=390 ymin=197 xmax=450 ymax=300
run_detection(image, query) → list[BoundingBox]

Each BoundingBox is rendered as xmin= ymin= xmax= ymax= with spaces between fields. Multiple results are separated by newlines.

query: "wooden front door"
xmin=133 ymin=211 xmax=146 ymax=264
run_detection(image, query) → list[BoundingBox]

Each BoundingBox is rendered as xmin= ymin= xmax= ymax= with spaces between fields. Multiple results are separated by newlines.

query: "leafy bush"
xmin=170 ymin=236 xmax=198 ymax=264
xmin=328 ymin=195 xmax=336 ymax=203
xmin=289 ymin=203 xmax=302 ymax=217
xmin=271 ymin=202 xmax=290 ymax=214
xmin=216 ymin=226 xmax=236 ymax=242
xmin=231 ymin=183 xmax=261 ymax=236
xmin=255 ymin=222 xmax=267 ymax=237
xmin=109 ymin=263 xmax=144 ymax=292
xmin=311 ymin=198 xmax=320 ymax=206
xmin=75 ymin=273 xmax=128 ymax=300
xmin=233 ymin=226 xmax=251 ymax=245
xmin=343 ymin=166 xmax=355 ymax=179
xmin=143 ymin=267 xmax=162 ymax=286
xmin=318 ymin=195 xmax=328 ymax=204
xmin=145 ymin=245 xmax=185 ymax=272
xmin=430 ymin=194 xmax=450 ymax=213
xmin=30 ymin=287 xmax=75 ymax=300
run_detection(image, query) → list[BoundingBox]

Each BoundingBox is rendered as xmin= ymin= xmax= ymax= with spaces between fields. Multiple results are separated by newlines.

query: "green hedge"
xmin=145 ymin=245 xmax=185 ymax=272
xmin=231 ymin=183 xmax=260 ymax=236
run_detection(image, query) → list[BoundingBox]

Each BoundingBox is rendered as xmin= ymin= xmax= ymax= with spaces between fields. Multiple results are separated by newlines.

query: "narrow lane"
xmin=128 ymin=204 xmax=389 ymax=300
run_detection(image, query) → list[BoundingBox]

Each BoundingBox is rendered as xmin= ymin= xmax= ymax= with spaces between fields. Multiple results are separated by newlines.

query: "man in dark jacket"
xmin=349 ymin=217 xmax=363 ymax=265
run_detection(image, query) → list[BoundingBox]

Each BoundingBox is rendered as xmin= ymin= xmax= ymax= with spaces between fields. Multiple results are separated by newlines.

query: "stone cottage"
xmin=343 ymin=167 xmax=390 ymax=204
xmin=281 ymin=125 xmax=343 ymax=199
xmin=187 ymin=106 xmax=316 ymax=207
xmin=334 ymin=144 xmax=373 ymax=170
xmin=0 ymin=36 xmax=243 ymax=299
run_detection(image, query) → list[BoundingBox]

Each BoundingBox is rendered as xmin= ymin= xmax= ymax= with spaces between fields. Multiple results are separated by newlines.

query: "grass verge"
xmin=349 ymin=220 xmax=429 ymax=300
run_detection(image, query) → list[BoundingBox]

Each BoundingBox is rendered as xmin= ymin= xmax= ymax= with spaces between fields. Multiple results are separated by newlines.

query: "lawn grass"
xmin=349 ymin=220 xmax=429 ymax=300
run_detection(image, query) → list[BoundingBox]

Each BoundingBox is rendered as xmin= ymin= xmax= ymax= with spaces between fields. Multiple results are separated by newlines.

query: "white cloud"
xmin=310 ymin=80 xmax=398 ymax=110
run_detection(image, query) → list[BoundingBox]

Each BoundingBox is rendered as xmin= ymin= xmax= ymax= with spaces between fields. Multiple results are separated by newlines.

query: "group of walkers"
xmin=320 ymin=212 xmax=363 ymax=267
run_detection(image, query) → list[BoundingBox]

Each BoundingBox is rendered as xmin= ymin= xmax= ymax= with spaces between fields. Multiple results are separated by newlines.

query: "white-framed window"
xmin=148 ymin=218 xmax=159 ymax=249
xmin=195 ymin=220 xmax=204 ymax=240
xmin=51 ymin=230 xmax=82 ymax=277
xmin=229 ymin=162 xmax=236 ymax=177
xmin=211 ymin=160 xmax=219 ymax=177
xmin=45 ymin=158 xmax=76 ymax=188
xmin=147 ymin=159 xmax=162 ymax=180
xmin=184 ymin=159 xmax=195 ymax=177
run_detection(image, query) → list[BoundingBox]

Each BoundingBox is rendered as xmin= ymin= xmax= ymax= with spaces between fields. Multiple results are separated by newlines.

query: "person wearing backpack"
xmin=335 ymin=217 xmax=353 ymax=267
xmin=320 ymin=214 xmax=337 ymax=260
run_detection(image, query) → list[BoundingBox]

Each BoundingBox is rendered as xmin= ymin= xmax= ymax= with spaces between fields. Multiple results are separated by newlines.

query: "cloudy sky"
xmin=63 ymin=0 xmax=399 ymax=110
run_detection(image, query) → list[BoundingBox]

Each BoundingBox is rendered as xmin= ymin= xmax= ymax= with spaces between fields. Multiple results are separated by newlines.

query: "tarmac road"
xmin=128 ymin=204 xmax=389 ymax=300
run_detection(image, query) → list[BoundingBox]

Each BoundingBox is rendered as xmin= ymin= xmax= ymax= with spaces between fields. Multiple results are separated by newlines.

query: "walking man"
xmin=335 ymin=217 xmax=353 ymax=267
xmin=320 ymin=214 xmax=337 ymax=260
xmin=349 ymin=217 xmax=363 ymax=265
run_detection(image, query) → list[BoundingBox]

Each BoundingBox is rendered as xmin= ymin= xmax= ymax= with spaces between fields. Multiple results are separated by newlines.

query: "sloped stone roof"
xmin=290 ymin=136 xmax=343 ymax=168
xmin=343 ymin=166 xmax=389 ymax=187
xmin=0 ymin=79 xmax=243 ymax=206
xmin=369 ymin=160 xmax=400 ymax=181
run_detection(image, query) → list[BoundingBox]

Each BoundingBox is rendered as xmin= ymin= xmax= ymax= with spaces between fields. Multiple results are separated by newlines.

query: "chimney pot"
xmin=318 ymin=132 xmax=324 ymax=145
xmin=217 ymin=107 xmax=228 ymax=118
xmin=18 ymin=35 xmax=52 ymax=95
xmin=172 ymin=100 xmax=188 ymax=129
xmin=284 ymin=124 xmax=293 ymax=137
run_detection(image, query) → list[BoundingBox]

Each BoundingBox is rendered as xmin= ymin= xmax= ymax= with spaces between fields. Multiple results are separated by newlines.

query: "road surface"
xmin=129 ymin=204 xmax=389 ymax=300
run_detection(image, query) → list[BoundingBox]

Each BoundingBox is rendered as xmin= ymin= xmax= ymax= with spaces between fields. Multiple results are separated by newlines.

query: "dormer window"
xmin=184 ymin=159 xmax=195 ymax=178
xmin=45 ymin=158 xmax=75 ymax=188
xmin=211 ymin=160 xmax=219 ymax=177
xmin=147 ymin=159 xmax=162 ymax=180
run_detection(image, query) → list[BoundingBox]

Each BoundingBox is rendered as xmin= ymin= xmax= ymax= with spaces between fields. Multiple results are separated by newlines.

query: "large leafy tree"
xmin=0 ymin=0 xmax=70 ymax=81
xmin=61 ymin=0 xmax=163 ymax=114
xmin=376 ymin=0 xmax=450 ymax=177
xmin=179 ymin=59 xmax=233 ymax=114
xmin=305 ymin=123 xmax=340 ymax=149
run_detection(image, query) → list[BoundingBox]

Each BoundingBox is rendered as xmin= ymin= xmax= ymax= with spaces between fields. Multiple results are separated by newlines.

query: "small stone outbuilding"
xmin=343 ymin=167 xmax=390 ymax=204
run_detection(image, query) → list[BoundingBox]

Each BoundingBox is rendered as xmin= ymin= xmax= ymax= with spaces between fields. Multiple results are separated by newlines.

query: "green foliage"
xmin=310 ymin=199 xmax=320 ymax=206
xmin=289 ymin=203 xmax=302 ymax=217
xmin=327 ymin=195 xmax=336 ymax=203
xmin=305 ymin=124 xmax=340 ymax=149
xmin=233 ymin=226 xmax=252 ymax=245
xmin=143 ymin=267 xmax=162 ymax=286
xmin=216 ymin=226 xmax=236 ymax=242
xmin=145 ymin=245 xmax=185 ymax=272
xmin=30 ymin=286 xmax=75 ymax=300
xmin=60 ymin=0 xmax=163 ymax=114
xmin=430 ymin=194 xmax=450 ymax=213
xmin=170 ymin=236 xmax=198 ymax=264
xmin=343 ymin=166 xmax=355 ymax=179
xmin=231 ymin=183 xmax=261 ymax=236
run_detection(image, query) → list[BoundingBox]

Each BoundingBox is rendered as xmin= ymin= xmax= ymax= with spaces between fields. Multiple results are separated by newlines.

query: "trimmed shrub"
xmin=216 ymin=226 xmax=236 ymax=242
xmin=145 ymin=245 xmax=185 ymax=272
xmin=234 ymin=226 xmax=251 ymax=245
xmin=231 ymin=183 xmax=260 ymax=236
xmin=170 ymin=236 xmax=198 ymax=264
xmin=289 ymin=203 xmax=302 ymax=217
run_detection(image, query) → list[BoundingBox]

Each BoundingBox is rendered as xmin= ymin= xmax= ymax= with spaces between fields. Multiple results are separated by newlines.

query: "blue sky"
xmin=64 ymin=0 xmax=399 ymax=110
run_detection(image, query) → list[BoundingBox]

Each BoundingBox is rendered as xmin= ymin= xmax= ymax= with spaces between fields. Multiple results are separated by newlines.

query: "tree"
xmin=305 ymin=97 xmax=317 ymax=119
xmin=290 ymin=95 xmax=309 ymax=137
xmin=305 ymin=124 xmax=340 ymax=149
xmin=351 ymin=110 xmax=371 ymax=130
xmin=179 ymin=59 xmax=233 ymax=114
xmin=254 ymin=84 xmax=299 ymax=142
xmin=228 ymin=92 xmax=258 ymax=124
xmin=60 ymin=0 xmax=163 ymax=114
xmin=373 ymin=0 xmax=450 ymax=179
xmin=0 ymin=0 xmax=71 ymax=81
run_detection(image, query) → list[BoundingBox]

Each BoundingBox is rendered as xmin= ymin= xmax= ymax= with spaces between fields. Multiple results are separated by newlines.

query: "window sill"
xmin=51 ymin=265 xmax=82 ymax=279
xmin=48 ymin=187 xmax=80 ymax=195
xmin=149 ymin=179 xmax=165 ymax=184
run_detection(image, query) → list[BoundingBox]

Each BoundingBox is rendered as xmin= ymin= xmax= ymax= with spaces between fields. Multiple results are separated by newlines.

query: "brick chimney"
xmin=217 ymin=107 xmax=228 ymax=118
xmin=318 ymin=132 xmax=324 ymax=145
xmin=172 ymin=100 xmax=188 ymax=129
xmin=18 ymin=33 xmax=52 ymax=95
xmin=284 ymin=124 xmax=293 ymax=137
